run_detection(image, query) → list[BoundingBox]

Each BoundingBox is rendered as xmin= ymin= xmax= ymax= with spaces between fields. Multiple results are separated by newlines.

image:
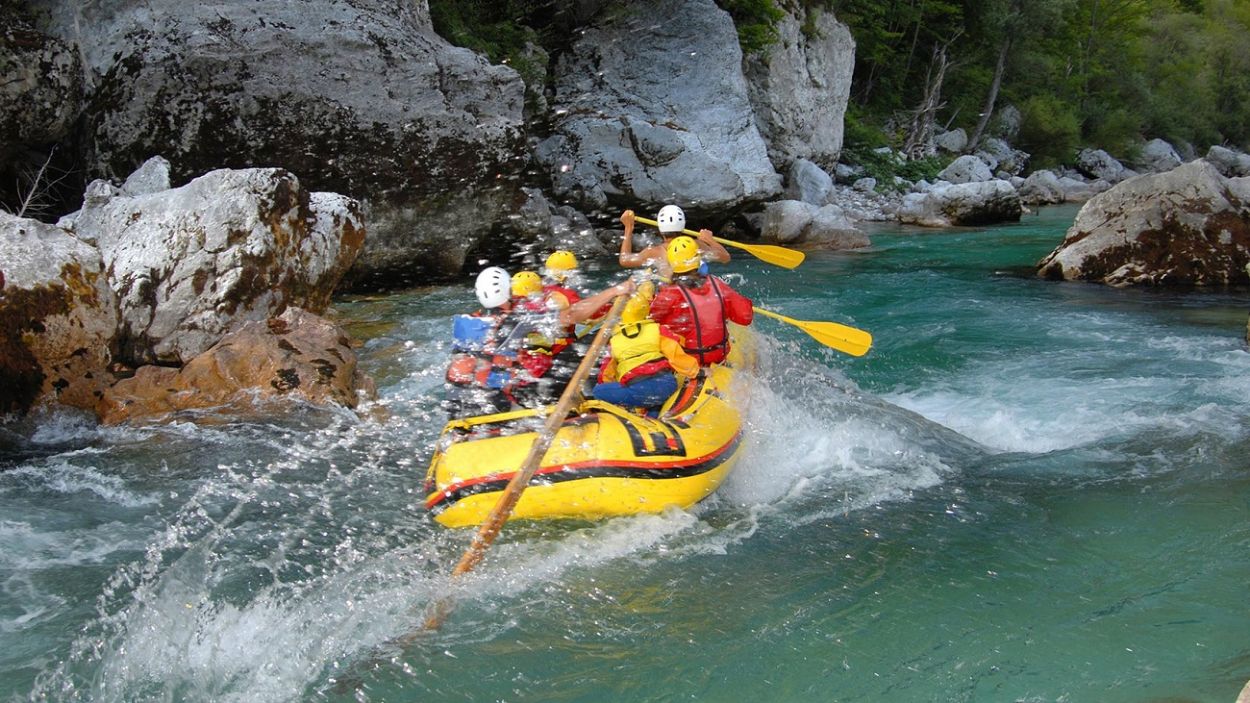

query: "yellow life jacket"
xmin=611 ymin=321 xmax=669 ymax=384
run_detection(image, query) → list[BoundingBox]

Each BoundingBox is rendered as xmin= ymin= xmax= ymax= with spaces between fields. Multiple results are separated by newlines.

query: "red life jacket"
xmin=652 ymin=277 xmax=732 ymax=365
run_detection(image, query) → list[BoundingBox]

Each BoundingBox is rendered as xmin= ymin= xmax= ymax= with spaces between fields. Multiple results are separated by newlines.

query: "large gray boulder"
xmin=1204 ymin=145 xmax=1250 ymax=178
xmin=0 ymin=12 xmax=82 ymax=156
xmin=760 ymin=200 xmax=867 ymax=248
xmin=1076 ymin=148 xmax=1131 ymax=184
xmin=897 ymin=180 xmax=1022 ymax=227
xmin=785 ymin=159 xmax=835 ymax=206
xmin=32 ymin=0 xmax=524 ymax=287
xmin=535 ymin=0 xmax=781 ymax=218
xmin=0 ymin=213 xmax=117 ymax=416
xmin=744 ymin=5 xmax=855 ymax=170
xmin=937 ymin=155 xmax=993 ymax=184
xmin=1136 ymin=138 xmax=1183 ymax=173
xmin=1019 ymin=169 xmax=1065 ymax=206
xmin=1037 ymin=160 xmax=1250 ymax=286
xmin=68 ymin=165 xmax=364 ymax=365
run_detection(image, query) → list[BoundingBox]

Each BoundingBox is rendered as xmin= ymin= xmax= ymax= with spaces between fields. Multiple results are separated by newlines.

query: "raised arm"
xmin=696 ymin=228 xmax=731 ymax=264
xmin=618 ymin=209 xmax=647 ymax=268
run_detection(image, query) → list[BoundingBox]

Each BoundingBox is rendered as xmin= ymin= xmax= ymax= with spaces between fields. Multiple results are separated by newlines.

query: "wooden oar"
xmin=752 ymin=306 xmax=872 ymax=357
xmin=422 ymin=294 xmax=629 ymax=631
xmin=634 ymin=216 xmax=805 ymax=269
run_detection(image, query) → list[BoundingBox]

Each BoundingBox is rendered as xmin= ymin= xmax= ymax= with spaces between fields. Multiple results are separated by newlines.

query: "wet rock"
xmin=744 ymin=5 xmax=855 ymax=169
xmin=98 ymin=307 xmax=375 ymax=425
xmin=898 ymin=180 xmax=1022 ymax=227
xmin=0 ymin=213 xmax=117 ymax=416
xmin=73 ymin=165 xmax=364 ymax=366
xmin=534 ymin=0 xmax=781 ymax=217
xmin=35 ymin=0 xmax=524 ymax=287
xmin=1037 ymin=160 xmax=1250 ymax=286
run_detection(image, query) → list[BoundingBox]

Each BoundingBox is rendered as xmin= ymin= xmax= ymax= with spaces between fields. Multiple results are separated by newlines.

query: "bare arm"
xmin=696 ymin=228 xmax=731 ymax=264
xmin=560 ymin=278 xmax=636 ymax=326
xmin=618 ymin=209 xmax=643 ymax=268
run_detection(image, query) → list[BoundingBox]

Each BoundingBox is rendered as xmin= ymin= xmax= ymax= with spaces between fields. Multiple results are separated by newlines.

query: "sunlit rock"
xmin=898 ymin=180 xmax=1022 ymax=227
xmin=937 ymin=155 xmax=993 ymax=185
xmin=761 ymin=200 xmax=868 ymax=248
xmin=98 ymin=307 xmax=376 ymax=425
xmin=1019 ymin=170 xmax=1065 ymax=206
xmin=1136 ymin=138 xmax=1183 ymax=173
xmin=73 ymin=166 xmax=364 ymax=365
xmin=1037 ymin=160 xmax=1250 ymax=286
xmin=34 ymin=0 xmax=524 ymax=288
xmin=535 ymin=0 xmax=781 ymax=217
xmin=785 ymin=159 xmax=835 ymax=206
xmin=743 ymin=5 xmax=855 ymax=170
xmin=0 ymin=213 xmax=117 ymax=416
xmin=1076 ymin=148 xmax=1131 ymax=184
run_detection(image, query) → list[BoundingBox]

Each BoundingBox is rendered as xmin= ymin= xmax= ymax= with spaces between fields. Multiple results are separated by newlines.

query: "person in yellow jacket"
xmin=590 ymin=285 xmax=699 ymax=409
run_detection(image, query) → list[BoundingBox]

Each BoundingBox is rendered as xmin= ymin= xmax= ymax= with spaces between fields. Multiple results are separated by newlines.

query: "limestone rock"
xmin=760 ymin=200 xmax=868 ymax=248
xmin=1019 ymin=170 xmax=1065 ymax=206
xmin=1037 ymin=160 xmax=1250 ymax=286
xmin=744 ymin=5 xmax=855 ymax=169
xmin=898 ymin=180 xmax=1023 ymax=227
xmin=0 ymin=12 xmax=82 ymax=154
xmin=786 ymin=159 xmax=835 ymax=206
xmin=1136 ymin=139 xmax=1183 ymax=173
xmin=938 ymin=155 xmax=993 ymax=185
xmin=74 ymin=166 xmax=364 ymax=365
xmin=98 ymin=307 xmax=375 ymax=425
xmin=1076 ymin=149 xmax=1129 ymax=184
xmin=534 ymin=0 xmax=781 ymax=217
xmin=1204 ymin=145 xmax=1250 ymax=178
xmin=35 ymin=0 xmax=524 ymax=286
xmin=0 ymin=213 xmax=117 ymax=415
xmin=934 ymin=129 xmax=968 ymax=154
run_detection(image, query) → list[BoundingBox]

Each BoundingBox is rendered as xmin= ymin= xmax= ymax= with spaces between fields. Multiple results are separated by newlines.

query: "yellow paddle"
xmin=422 ymin=293 xmax=629 ymax=631
xmin=752 ymin=306 xmax=872 ymax=357
xmin=634 ymin=216 xmax=805 ymax=270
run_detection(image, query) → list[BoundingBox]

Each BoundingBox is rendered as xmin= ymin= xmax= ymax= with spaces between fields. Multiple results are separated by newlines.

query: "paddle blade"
xmin=795 ymin=320 xmax=872 ymax=357
xmin=714 ymin=238 xmax=805 ymax=269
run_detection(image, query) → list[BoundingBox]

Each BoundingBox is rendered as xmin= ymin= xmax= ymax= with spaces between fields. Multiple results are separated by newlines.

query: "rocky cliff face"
xmin=534 ymin=0 xmax=782 ymax=220
xmin=29 ymin=0 xmax=526 ymax=287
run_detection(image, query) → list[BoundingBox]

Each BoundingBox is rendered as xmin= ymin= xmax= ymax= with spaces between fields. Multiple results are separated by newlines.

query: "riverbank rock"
xmin=938 ymin=155 xmax=993 ymax=185
xmin=535 ymin=0 xmax=781 ymax=219
xmin=1037 ymin=160 xmax=1250 ymax=286
xmin=759 ymin=200 xmax=868 ymax=248
xmin=33 ymin=0 xmax=524 ymax=288
xmin=1019 ymin=170 xmax=1065 ymax=206
xmin=0 ymin=213 xmax=117 ymax=416
xmin=98 ymin=307 xmax=375 ymax=425
xmin=897 ymin=180 xmax=1022 ymax=227
xmin=743 ymin=5 xmax=855 ymax=170
xmin=1076 ymin=149 xmax=1134 ymax=184
xmin=1204 ymin=145 xmax=1250 ymax=178
xmin=68 ymin=164 xmax=364 ymax=366
xmin=1136 ymin=138 xmax=1183 ymax=173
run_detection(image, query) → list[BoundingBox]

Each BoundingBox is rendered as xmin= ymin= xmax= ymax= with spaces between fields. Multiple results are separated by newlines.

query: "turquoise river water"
xmin=1 ymin=205 xmax=1248 ymax=702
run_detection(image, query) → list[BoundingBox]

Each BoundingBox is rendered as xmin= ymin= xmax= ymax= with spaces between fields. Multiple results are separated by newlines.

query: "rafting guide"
xmin=619 ymin=205 xmax=731 ymax=278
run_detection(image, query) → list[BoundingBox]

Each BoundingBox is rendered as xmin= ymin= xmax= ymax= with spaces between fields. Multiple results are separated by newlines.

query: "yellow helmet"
xmin=666 ymin=236 xmax=701 ymax=274
xmin=511 ymin=270 xmax=542 ymax=298
xmin=544 ymin=250 xmax=578 ymax=273
xmin=619 ymin=285 xmax=655 ymax=325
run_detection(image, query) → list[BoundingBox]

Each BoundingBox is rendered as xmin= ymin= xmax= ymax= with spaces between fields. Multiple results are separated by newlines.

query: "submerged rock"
xmin=98 ymin=307 xmax=375 ymax=425
xmin=72 ymin=165 xmax=364 ymax=366
xmin=0 ymin=213 xmax=117 ymax=416
xmin=535 ymin=0 xmax=781 ymax=217
xmin=1037 ymin=160 xmax=1250 ymax=286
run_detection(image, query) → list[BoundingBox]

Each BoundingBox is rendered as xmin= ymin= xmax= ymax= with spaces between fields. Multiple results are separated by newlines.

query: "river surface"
xmin=2 ymin=205 xmax=1248 ymax=702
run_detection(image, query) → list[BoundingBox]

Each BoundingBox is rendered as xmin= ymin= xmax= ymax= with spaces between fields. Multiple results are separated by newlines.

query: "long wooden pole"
xmin=422 ymin=294 xmax=629 ymax=630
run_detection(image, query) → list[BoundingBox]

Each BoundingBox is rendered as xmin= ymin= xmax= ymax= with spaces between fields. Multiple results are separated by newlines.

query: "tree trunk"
xmin=903 ymin=32 xmax=961 ymax=160
xmin=968 ymin=38 xmax=1012 ymax=150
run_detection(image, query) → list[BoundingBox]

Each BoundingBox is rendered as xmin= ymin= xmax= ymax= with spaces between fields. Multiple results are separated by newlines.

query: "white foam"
xmin=1 ymin=461 xmax=157 ymax=508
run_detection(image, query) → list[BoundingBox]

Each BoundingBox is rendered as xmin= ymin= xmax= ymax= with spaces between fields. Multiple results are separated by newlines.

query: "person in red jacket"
xmin=591 ymin=286 xmax=699 ymax=409
xmin=648 ymin=236 xmax=754 ymax=366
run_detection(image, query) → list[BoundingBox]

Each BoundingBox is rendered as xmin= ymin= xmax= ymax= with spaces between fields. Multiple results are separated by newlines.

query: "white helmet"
xmin=656 ymin=204 xmax=686 ymax=234
xmin=475 ymin=266 xmax=510 ymax=309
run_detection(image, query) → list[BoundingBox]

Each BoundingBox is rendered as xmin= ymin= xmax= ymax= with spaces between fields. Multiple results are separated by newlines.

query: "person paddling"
xmin=649 ymin=236 xmax=754 ymax=366
xmin=591 ymin=285 xmax=698 ymax=410
xmin=619 ymin=205 xmax=730 ymax=279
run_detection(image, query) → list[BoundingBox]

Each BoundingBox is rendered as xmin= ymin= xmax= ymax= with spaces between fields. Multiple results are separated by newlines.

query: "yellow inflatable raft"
xmin=423 ymin=326 xmax=752 ymax=527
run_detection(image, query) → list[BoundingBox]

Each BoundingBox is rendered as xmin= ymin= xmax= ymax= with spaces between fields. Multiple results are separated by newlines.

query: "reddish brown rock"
xmin=98 ymin=307 xmax=375 ymax=425
xmin=1 ymin=213 xmax=117 ymax=416
xmin=1037 ymin=161 xmax=1250 ymax=286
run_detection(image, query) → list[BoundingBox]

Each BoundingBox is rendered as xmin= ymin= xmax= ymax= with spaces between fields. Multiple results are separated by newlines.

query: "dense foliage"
xmin=428 ymin=0 xmax=1250 ymax=170
xmin=829 ymin=0 xmax=1250 ymax=165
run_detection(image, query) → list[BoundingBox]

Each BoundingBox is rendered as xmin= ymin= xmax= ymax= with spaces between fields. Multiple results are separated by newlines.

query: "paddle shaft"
xmin=423 ymin=294 xmax=629 ymax=630
xmin=633 ymin=216 xmax=804 ymax=269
